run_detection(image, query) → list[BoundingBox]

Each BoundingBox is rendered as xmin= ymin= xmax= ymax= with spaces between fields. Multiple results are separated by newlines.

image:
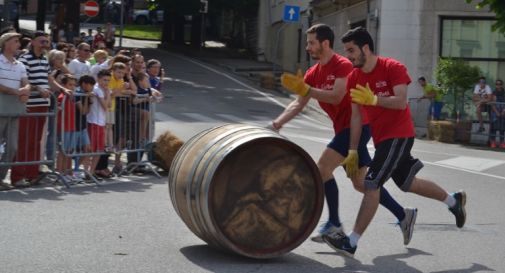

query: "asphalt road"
xmin=1 ymin=48 xmax=505 ymax=273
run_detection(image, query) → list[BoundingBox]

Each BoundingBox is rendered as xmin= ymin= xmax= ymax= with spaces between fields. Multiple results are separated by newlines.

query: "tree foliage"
xmin=465 ymin=0 xmax=505 ymax=33
xmin=435 ymin=58 xmax=481 ymax=119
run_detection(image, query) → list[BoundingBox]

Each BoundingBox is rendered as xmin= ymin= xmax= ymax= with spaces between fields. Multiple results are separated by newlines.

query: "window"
xmin=441 ymin=17 xmax=505 ymax=60
xmin=440 ymin=17 xmax=505 ymax=84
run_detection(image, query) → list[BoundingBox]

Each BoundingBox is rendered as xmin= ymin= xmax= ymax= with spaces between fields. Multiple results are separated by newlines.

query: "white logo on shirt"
xmin=376 ymin=81 xmax=387 ymax=88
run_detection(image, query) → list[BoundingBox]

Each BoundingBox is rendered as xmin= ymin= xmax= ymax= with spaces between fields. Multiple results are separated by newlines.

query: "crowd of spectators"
xmin=416 ymin=76 xmax=504 ymax=148
xmin=0 ymin=25 xmax=164 ymax=191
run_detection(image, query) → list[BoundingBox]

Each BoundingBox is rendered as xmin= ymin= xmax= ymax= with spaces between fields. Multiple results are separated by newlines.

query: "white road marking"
xmin=435 ymin=156 xmax=505 ymax=172
xmin=423 ymin=161 xmax=505 ymax=181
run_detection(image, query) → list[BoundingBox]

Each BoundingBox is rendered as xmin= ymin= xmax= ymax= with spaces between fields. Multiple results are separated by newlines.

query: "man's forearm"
xmin=377 ymin=96 xmax=408 ymax=110
xmin=274 ymin=98 xmax=307 ymax=127
xmin=0 ymin=84 xmax=17 ymax=95
xmin=349 ymin=104 xmax=362 ymax=150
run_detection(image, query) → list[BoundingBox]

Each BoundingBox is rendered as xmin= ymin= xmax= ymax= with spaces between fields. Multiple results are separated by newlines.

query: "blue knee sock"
xmin=324 ymin=178 xmax=341 ymax=227
xmin=379 ymin=187 xmax=405 ymax=222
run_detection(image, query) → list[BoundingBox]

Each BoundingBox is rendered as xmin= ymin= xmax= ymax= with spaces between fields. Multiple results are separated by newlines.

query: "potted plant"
xmin=434 ymin=58 xmax=481 ymax=143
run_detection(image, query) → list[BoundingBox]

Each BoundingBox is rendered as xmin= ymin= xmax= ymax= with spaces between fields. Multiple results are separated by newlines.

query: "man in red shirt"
xmin=322 ymin=27 xmax=467 ymax=257
xmin=271 ymin=24 xmax=416 ymax=245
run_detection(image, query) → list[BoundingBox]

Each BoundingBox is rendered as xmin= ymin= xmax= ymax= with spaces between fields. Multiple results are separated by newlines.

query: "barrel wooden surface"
xmin=168 ymin=124 xmax=324 ymax=259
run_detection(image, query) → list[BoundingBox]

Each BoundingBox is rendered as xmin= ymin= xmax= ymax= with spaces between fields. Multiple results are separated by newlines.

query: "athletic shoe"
xmin=12 ymin=179 xmax=31 ymax=188
xmin=0 ymin=182 xmax=13 ymax=191
xmin=311 ymin=221 xmax=345 ymax=243
xmin=322 ymin=234 xmax=356 ymax=257
xmin=449 ymin=190 xmax=467 ymax=228
xmin=399 ymin=207 xmax=418 ymax=245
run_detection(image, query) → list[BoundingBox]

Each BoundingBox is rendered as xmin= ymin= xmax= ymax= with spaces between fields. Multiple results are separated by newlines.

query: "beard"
xmin=308 ymin=46 xmax=323 ymax=60
xmin=351 ymin=50 xmax=366 ymax=68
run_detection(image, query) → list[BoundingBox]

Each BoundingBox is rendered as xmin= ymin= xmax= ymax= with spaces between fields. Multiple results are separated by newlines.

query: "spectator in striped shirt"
xmin=12 ymin=31 xmax=71 ymax=186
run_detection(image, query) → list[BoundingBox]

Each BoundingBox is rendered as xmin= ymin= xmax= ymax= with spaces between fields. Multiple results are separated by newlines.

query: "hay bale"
xmin=260 ymin=72 xmax=276 ymax=90
xmin=428 ymin=120 xmax=455 ymax=143
xmin=149 ymin=131 xmax=184 ymax=171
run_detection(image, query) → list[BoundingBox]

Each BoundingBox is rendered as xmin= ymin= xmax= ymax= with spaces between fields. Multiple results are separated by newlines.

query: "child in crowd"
xmin=146 ymin=59 xmax=164 ymax=91
xmin=133 ymin=73 xmax=162 ymax=144
xmin=85 ymin=69 xmax=111 ymax=181
xmin=107 ymin=62 xmax=127 ymax=152
xmin=90 ymin=50 xmax=109 ymax=79
xmin=74 ymin=75 xmax=96 ymax=174
xmin=56 ymin=74 xmax=77 ymax=180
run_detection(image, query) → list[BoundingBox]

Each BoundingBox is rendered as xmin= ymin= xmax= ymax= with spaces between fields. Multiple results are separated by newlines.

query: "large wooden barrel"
xmin=168 ymin=124 xmax=324 ymax=259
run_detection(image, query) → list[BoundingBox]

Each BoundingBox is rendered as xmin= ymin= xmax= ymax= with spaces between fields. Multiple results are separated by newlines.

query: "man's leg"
xmin=323 ymin=138 xmax=410 ymax=256
xmin=313 ymin=147 xmax=345 ymax=242
xmin=407 ymin=177 xmax=466 ymax=228
xmin=391 ymin=138 xmax=467 ymax=228
xmin=477 ymin=105 xmax=483 ymax=128
xmin=0 ymin=118 xmax=17 ymax=181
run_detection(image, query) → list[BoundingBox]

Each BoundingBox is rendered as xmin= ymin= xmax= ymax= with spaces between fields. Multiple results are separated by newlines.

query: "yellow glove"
xmin=281 ymin=69 xmax=311 ymax=97
xmin=341 ymin=150 xmax=359 ymax=178
xmin=350 ymin=83 xmax=378 ymax=106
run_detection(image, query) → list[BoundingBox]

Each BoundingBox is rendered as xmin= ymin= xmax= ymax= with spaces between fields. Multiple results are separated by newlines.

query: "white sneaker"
xmin=12 ymin=179 xmax=31 ymax=188
xmin=0 ymin=182 xmax=13 ymax=191
xmin=311 ymin=221 xmax=345 ymax=243
xmin=400 ymin=207 xmax=418 ymax=245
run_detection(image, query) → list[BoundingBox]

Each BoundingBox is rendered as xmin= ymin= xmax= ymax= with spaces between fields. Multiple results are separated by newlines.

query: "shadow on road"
xmin=0 ymin=174 xmax=166 ymax=203
xmin=180 ymin=245 xmax=494 ymax=273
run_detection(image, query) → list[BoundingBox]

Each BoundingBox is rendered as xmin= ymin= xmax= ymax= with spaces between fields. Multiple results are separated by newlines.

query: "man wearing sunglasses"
xmin=68 ymin=43 xmax=92 ymax=81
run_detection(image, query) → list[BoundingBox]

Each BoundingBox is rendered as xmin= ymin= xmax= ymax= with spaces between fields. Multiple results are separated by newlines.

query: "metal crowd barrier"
xmin=408 ymin=97 xmax=505 ymax=146
xmin=408 ymin=98 xmax=431 ymax=129
xmin=0 ymin=92 xmax=69 ymax=188
xmin=58 ymin=92 xmax=161 ymax=186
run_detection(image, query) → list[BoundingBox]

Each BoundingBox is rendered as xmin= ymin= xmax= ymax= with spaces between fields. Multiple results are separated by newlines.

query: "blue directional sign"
xmin=283 ymin=5 xmax=300 ymax=22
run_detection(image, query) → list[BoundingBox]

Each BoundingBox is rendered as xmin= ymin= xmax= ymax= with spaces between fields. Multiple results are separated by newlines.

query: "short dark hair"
xmin=79 ymin=75 xmax=96 ymax=86
xmin=137 ymin=72 xmax=149 ymax=82
xmin=418 ymin=76 xmax=426 ymax=81
xmin=146 ymin=59 xmax=161 ymax=69
xmin=479 ymin=76 xmax=486 ymax=81
xmin=496 ymin=79 xmax=503 ymax=85
xmin=32 ymin=30 xmax=48 ymax=39
xmin=306 ymin=24 xmax=335 ymax=49
xmin=341 ymin=27 xmax=375 ymax=53
xmin=61 ymin=74 xmax=76 ymax=85
xmin=97 ymin=69 xmax=111 ymax=79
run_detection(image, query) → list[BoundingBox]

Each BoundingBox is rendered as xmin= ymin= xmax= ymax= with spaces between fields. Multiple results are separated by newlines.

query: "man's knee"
xmin=317 ymin=163 xmax=334 ymax=181
xmin=400 ymin=177 xmax=417 ymax=192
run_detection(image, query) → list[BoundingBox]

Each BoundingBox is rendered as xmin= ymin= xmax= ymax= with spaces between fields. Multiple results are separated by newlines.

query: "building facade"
xmin=257 ymin=0 xmax=502 ymax=123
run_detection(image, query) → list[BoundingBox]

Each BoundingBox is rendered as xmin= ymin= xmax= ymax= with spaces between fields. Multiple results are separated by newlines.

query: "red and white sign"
xmin=84 ymin=1 xmax=99 ymax=17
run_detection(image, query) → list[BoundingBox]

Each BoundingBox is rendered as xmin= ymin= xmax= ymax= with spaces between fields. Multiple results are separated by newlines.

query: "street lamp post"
xmin=119 ymin=0 xmax=124 ymax=48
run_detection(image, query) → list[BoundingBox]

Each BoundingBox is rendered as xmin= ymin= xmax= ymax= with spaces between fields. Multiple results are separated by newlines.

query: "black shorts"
xmin=364 ymin=138 xmax=424 ymax=191
xmin=327 ymin=125 xmax=372 ymax=167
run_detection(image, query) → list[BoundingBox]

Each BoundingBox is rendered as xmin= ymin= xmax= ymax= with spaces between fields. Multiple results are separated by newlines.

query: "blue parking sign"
xmin=283 ymin=5 xmax=300 ymax=22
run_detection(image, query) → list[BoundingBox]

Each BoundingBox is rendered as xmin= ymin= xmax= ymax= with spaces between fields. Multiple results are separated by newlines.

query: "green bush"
xmin=435 ymin=58 xmax=481 ymax=120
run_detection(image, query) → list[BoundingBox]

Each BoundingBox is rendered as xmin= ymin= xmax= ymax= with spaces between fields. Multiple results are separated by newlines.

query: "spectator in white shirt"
xmin=0 ymin=32 xmax=31 ymax=189
xmin=68 ymin=43 xmax=91 ymax=80
xmin=473 ymin=76 xmax=493 ymax=132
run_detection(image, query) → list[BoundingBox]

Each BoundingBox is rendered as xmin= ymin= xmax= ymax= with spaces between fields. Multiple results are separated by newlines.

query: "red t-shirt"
xmin=57 ymin=93 xmax=76 ymax=132
xmin=304 ymin=54 xmax=367 ymax=134
xmin=346 ymin=57 xmax=415 ymax=145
